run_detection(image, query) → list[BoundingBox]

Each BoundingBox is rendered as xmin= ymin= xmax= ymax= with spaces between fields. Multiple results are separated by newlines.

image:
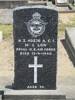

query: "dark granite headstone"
xmin=13 ymin=6 xmax=58 ymax=89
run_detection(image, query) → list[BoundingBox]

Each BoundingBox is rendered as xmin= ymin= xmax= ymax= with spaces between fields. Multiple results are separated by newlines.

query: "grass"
xmin=58 ymin=22 xmax=75 ymax=35
xmin=0 ymin=24 xmax=12 ymax=39
xmin=58 ymin=14 xmax=75 ymax=35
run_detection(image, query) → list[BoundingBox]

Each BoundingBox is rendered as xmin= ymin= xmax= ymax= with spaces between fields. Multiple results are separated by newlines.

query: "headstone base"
xmin=55 ymin=0 xmax=68 ymax=6
xmin=3 ymin=89 xmax=66 ymax=100
xmin=65 ymin=27 xmax=75 ymax=65
xmin=56 ymin=3 xmax=68 ymax=6
xmin=12 ymin=83 xmax=56 ymax=90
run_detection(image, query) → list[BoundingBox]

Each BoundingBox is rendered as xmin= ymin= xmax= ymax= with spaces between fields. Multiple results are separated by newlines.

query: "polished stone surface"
xmin=13 ymin=6 xmax=58 ymax=89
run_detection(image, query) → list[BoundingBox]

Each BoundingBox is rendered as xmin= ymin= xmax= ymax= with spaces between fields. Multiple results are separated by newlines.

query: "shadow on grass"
xmin=5 ymin=85 xmax=13 ymax=89
xmin=5 ymin=83 xmax=16 ymax=90
xmin=60 ymin=39 xmax=75 ymax=67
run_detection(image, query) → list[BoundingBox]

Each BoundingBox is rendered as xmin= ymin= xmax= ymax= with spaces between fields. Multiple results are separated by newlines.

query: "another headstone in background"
xmin=0 ymin=0 xmax=28 ymax=9
xmin=65 ymin=27 xmax=75 ymax=65
xmin=28 ymin=0 xmax=48 ymax=5
xmin=55 ymin=0 xmax=68 ymax=5
xmin=13 ymin=6 xmax=58 ymax=90
xmin=0 ymin=31 xmax=3 ymax=43
xmin=69 ymin=0 xmax=75 ymax=5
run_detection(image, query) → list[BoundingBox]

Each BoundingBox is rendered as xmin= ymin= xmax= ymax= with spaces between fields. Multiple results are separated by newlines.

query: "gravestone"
xmin=56 ymin=0 xmax=68 ymax=3
xmin=55 ymin=0 xmax=68 ymax=5
xmin=74 ymin=0 xmax=75 ymax=5
xmin=69 ymin=0 xmax=75 ymax=4
xmin=13 ymin=6 xmax=58 ymax=90
xmin=65 ymin=27 xmax=75 ymax=65
xmin=28 ymin=0 xmax=47 ymax=5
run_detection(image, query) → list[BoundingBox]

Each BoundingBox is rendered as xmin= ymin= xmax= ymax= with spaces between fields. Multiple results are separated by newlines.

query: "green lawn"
xmin=58 ymin=16 xmax=75 ymax=35
xmin=0 ymin=24 xmax=12 ymax=39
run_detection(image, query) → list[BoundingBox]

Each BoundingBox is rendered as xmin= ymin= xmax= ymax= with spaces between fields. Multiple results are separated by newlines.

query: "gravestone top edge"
xmin=65 ymin=27 xmax=75 ymax=37
xmin=65 ymin=27 xmax=75 ymax=49
xmin=13 ymin=5 xmax=58 ymax=12
xmin=66 ymin=27 xmax=75 ymax=32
